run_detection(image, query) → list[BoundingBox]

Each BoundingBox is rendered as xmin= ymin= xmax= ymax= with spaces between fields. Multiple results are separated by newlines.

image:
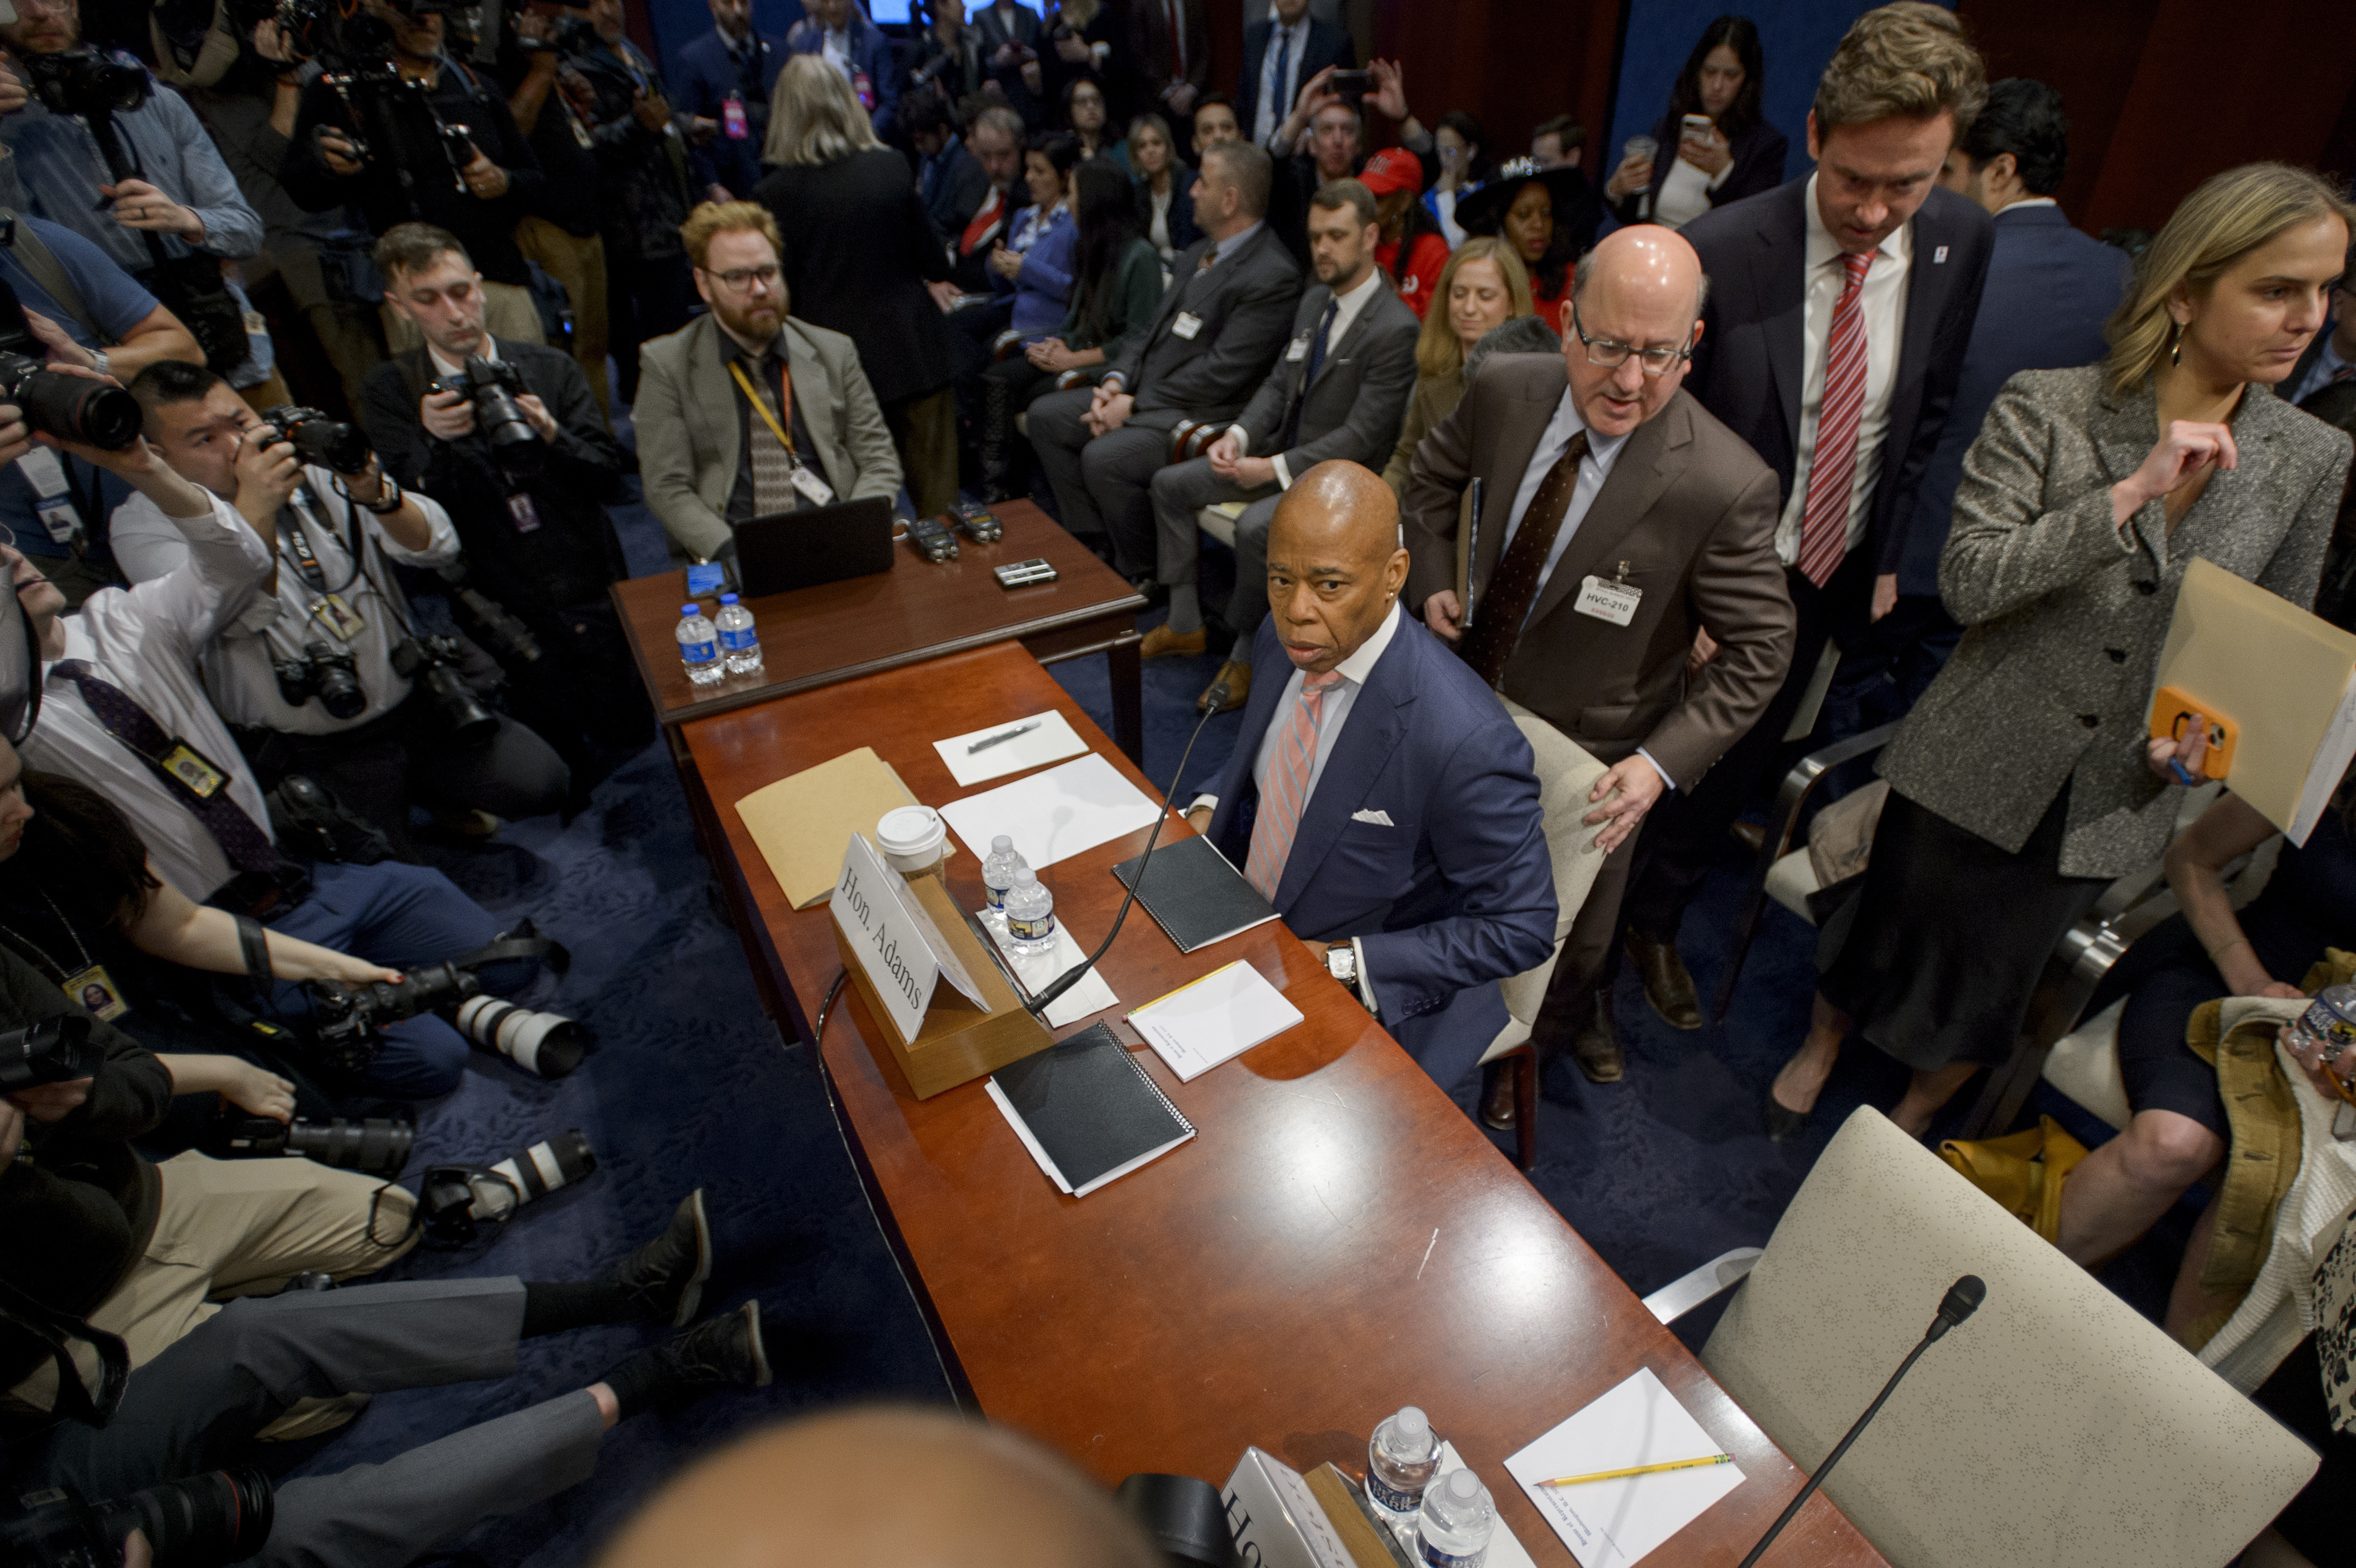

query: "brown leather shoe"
xmin=1573 ymin=997 xmax=1623 ymax=1083
xmin=1729 ymin=820 xmax=1767 ymax=855
xmin=1198 ymin=658 xmax=1250 ymax=713
xmin=1625 ymin=932 xmax=1704 ymax=1030
xmin=1481 ymin=1066 xmax=1516 ymax=1130
xmin=1139 ymin=623 xmax=1206 ymax=659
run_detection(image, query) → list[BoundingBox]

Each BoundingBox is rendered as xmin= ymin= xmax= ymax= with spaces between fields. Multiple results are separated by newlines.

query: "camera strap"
xmin=0 ymin=210 xmax=105 ymax=344
xmin=0 ymin=1276 xmax=128 ymax=1430
xmin=233 ymin=912 xmax=272 ymax=993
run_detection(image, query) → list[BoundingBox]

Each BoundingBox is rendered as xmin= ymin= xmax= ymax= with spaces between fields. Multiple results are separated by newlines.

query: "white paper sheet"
xmin=933 ymin=710 xmax=1091 ymax=787
xmin=975 ymin=908 xmax=1118 ymax=1027
xmin=939 ymin=753 xmax=1162 ymax=869
xmin=1504 ymin=1369 xmax=1744 ymax=1568
xmin=1127 ymin=960 xmax=1304 ymax=1082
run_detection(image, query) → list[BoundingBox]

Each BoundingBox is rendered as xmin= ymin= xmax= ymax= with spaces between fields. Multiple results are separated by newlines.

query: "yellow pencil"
xmin=1537 ymin=1454 xmax=1734 ymax=1488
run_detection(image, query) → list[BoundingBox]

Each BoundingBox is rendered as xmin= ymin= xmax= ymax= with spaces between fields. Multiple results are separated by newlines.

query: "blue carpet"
xmin=267 ymin=492 xmax=2187 ymax=1563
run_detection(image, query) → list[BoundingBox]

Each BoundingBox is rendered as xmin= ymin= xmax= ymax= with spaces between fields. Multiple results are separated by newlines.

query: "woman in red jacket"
xmin=1357 ymin=147 xmax=1449 ymax=318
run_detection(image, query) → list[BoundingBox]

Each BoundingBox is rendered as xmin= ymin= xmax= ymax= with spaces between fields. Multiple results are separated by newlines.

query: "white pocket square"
xmin=1351 ymin=809 xmax=1395 ymax=826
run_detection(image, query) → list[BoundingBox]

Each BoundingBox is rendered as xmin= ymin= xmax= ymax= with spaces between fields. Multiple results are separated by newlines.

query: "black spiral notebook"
xmin=986 ymin=1022 xmax=1196 ymax=1197
xmin=1111 ymin=834 xmax=1280 ymax=954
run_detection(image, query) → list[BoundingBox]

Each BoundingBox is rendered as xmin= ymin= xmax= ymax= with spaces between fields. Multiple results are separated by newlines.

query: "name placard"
xmin=830 ymin=833 xmax=990 ymax=1047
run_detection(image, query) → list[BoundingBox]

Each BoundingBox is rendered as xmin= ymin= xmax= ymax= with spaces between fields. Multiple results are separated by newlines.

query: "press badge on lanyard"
xmin=19 ymin=447 xmax=77 ymax=542
xmin=722 ymin=95 xmax=748 ymax=138
xmin=1575 ymin=563 xmax=1643 ymax=627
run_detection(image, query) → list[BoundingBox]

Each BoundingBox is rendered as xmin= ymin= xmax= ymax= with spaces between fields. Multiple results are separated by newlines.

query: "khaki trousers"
xmin=512 ymin=216 xmax=614 ymax=417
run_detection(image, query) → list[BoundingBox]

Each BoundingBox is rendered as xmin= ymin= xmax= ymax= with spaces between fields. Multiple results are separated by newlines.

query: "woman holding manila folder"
xmin=1764 ymin=162 xmax=2355 ymax=1142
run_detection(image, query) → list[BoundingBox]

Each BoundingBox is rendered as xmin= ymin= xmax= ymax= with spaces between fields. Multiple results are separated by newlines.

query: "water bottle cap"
xmin=1013 ymin=868 xmax=1038 ymax=885
xmin=1394 ymin=1406 xmax=1429 ymax=1439
xmin=680 ymin=604 xmax=700 ymax=616
xmin=991 ymin=834 xmax=1013 ymax=853
xmin=720 ymin=593 xmax=739 ymax=604
xmin=1442 ymin=1469 xmax=1481 ymax=1503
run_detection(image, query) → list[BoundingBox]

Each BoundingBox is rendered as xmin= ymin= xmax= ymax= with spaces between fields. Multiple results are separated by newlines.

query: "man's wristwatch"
xmin=1325 ymin=942 xmax=1358 ymax=988
xmin=91 ymin=349 xmax=110 ymax=380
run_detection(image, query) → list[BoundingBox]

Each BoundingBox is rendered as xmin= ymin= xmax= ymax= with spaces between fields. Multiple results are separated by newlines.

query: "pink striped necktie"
xmin=1243 ymin=670 xmax=1344 ymax=900
xmin=1795 ymin=249 xmax=1874 ymax=588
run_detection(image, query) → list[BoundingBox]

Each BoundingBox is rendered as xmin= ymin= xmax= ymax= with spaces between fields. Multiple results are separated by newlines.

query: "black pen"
xmin=967 ymin=719 xmax=1043 ymax=754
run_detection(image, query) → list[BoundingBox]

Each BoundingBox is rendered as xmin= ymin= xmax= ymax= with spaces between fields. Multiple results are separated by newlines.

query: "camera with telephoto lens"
xmin=271 ymin=640 xmax=367 ymax=721
xmin=430 ymin=354 xmax=543 ymax=486
xmin=0 ymin=1015 xmax=102 ymax=1093
xmin=22 ymin=45 xmax=151 ymax=119
xmin=1 ymin=1467 xmax=272 ymax=1568
xmin=436 ymin=563 xmax=541 ymax=667
xmin=419 ymin=1128 xmax=595 ymax=1246
xmin=303 ymin=959 xmax=480 ymax=1077
xmin=258 ymin=404 xmax=371 ymax=475
xmin=205 ymin=1107 xmax=415 ymax=1176
xmin=0 ymin=275 xmax=143 ymax=451
xmin=388 ymin=635 xmax=497 ymax=747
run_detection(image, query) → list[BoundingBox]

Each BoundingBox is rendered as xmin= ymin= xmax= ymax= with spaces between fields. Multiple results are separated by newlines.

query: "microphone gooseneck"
xmin=1024 ymin=679 xmax=1231 ymax=1017
xmin=1734 ymin=1275 xmax=1984 ymax=1568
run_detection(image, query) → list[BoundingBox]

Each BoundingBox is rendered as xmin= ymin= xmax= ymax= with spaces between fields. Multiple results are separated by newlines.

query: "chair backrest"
xmin=1701 ymin=1107 xmax=2316 ymax=1568
xmin=1483 ymin=699 xmax=1607 ymax=1053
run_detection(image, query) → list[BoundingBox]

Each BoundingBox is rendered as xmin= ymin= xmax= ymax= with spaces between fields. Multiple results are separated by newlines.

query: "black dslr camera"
xmin=271 ymin=640 xmax=366 ymax=720
xmin=304 ymin=959 xmax=482 ymax=1077
xmin=389 ymin=633 xmax=497 ymax=745
xmin=258 ymin=403 xmax=371 ymax=475
xmin=515 ymin=13 xmax=595 ymax=55
xmin=429 ymin=354 xmax=542 ymax=486
xmin=0 ymin=1014 xmax=102 ymax=1092
xmin=0 ymin=268 xmax=142 ymax=450
xmin=206 ymin=1106 xmax=415 ymax=1176
xmin=22 ymin=44 xmax=150 ymax=119
xmin=437 ymin=563 xmax=542 ymax=668
xmin=2 ymin=1468 xmax=272 ymax=1568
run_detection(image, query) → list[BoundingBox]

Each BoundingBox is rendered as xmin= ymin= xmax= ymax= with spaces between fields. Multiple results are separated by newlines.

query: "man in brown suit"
xmin=1400 ymin=225 xmax=1793 ymax=1101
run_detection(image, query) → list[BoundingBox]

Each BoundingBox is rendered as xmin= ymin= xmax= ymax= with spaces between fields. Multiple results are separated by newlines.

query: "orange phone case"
xmin=2147 ymin=685 xmax=2236 ymax=779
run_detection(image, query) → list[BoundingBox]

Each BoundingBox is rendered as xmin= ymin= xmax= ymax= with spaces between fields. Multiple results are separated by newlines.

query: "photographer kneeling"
xmin=112 ymin=360 xmax=571 ymax=855
xmin=362 ymin=223 xmax=653 ymax=782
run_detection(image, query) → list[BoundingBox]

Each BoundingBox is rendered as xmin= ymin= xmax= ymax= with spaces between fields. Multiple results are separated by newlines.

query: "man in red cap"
xmin=1359 ymin=147 xmax=1451 ymax=317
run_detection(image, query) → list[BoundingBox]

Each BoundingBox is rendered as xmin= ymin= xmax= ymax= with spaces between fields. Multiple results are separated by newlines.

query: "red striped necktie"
xmin=1795 ymin=248 xmax=1874 ymax=588
xmin=1243 ymin=670 xmax=1343 ymax=900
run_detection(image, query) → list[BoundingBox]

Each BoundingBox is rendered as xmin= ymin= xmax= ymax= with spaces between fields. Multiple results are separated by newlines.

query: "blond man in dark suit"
xmin=1401 ymin=225 xmax=1793 ymax=1098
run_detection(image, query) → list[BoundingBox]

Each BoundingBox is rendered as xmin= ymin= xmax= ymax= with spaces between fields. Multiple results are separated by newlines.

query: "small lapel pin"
xmin=1934 ymin=245 xmax=1949 ymax=263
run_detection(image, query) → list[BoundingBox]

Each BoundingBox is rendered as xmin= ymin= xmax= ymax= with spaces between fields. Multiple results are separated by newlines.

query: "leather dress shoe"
xmin=1198 ymin=658 xmax=1250 ymax=713
xmin=1729 ymin=820 xmax=1767 ymax=855
xmin=1481 ymin=1065 xmax=1515 ymax=1130
xmin=664 ymin=1299 xmax=772 ymax=1396
xmin=1625 ymin=932 xmax=1704 ymax=1030
xmin=1573 ymin=997 xmax=1624 ymax=1083
xmin=1139 ymin=623 xmax=1206 ymax=659
xmin=613 ymin=1189 xmax=713 ymax=1326
xmin=1764 ymin=1090 xmax=1811 ymax=1142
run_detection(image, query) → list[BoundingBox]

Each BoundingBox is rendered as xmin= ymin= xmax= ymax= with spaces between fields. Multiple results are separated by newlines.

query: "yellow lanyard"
xmin=728 ymin=359 xmax=796 ymax=458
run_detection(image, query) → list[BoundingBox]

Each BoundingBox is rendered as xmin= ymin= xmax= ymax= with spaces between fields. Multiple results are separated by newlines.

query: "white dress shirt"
xmin=1252 ymin=17 xmax=1310 ymax=147
xmin=1229 ymin=266 xmax=1385 ymax=487
xmin=23 ymin=494 xmax=277 ymax=902
xmin=109 ymin=468 xmax=460 ymax=735
xmin=1775 ymin=171 xmax=1911 ymax=567
xmin=821 ymin=25 xmax=853 ymax=79
xmin=1653 ymin=151 xmax=1732 ymax=230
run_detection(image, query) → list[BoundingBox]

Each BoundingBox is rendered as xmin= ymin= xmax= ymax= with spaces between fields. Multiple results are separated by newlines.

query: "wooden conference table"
xmin=683 ymin=643 xmax=1886 ymax=1567
xmin=613 ymin=498 xmax=1148 ymax=763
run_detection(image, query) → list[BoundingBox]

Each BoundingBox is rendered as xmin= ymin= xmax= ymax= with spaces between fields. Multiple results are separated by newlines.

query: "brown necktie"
xmin=1462 ymin=430 xmax=1589 ymax=688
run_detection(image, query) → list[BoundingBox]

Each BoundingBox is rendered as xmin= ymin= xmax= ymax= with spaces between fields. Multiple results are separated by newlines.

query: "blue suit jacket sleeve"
xmin=1355 ymin=717 xmax=1556 ymax=1027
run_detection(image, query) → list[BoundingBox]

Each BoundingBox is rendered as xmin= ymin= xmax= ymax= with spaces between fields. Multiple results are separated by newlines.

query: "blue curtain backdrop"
xmin=1602 ymin=0 xmax=1954 ymax=192
xmin=644 ymin=0 xmax=809 ymax=89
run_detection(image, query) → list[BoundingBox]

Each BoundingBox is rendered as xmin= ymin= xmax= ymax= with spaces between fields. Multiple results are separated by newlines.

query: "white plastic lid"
xmin=991 ymin=834 xmax=1013 ymax=853
xmin=874 ymin=806 xmax=946 ymax=854
xmin=1394 ymin=1406 xmax=1429 ymax=1439
xmin=1442 ymin=1470 xmax=1481 ymax=1503
xmin=1013 ymin=868 xmax=1038 ymax=885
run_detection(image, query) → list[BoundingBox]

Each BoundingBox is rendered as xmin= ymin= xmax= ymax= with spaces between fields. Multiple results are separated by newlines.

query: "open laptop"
xmin=732 ymin=496 xmax=897 ymax=598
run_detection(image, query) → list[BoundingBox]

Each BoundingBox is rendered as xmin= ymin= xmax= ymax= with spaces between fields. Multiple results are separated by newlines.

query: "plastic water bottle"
xmin=2285 ymin=984 xmax=2356 ymax=1088
xmin=1415 ymin=1469 xmax=1495 ymax=1568
xmin=1367 ymin=1406 xmax=1443 ymax=1524
xmin=981 ymin=834 xmax=1027 ymax=918
xmin=1003 ymin=867 xmax=1055 ymax=956
xmin=676 ymin=603 xmax=722 ymax=686
xmin=714 ymin=593 xmax=763 ymax=676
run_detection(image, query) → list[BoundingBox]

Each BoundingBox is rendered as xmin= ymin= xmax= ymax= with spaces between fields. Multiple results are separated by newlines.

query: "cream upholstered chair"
xmin=1468 ymin=699 xmax=1607 ymax=1170
xmin=1646 ymin=1107 xmax=2318 ymax=1568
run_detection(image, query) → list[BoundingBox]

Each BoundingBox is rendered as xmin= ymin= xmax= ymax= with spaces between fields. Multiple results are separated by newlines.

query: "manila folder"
xmin=735 ymin=746 xmax=919 ymax=909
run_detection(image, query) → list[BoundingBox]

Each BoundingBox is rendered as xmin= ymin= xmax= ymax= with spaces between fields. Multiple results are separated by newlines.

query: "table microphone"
xmin=1734 ymin=1275 xmax=1984 ymax=1568
xmin=1024 ymin=674 xmax=1232 ymax=1017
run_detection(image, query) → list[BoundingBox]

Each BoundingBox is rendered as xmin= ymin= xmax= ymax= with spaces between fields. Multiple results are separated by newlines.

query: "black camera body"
xmin=437 ymin=564 xmax=543 ymax=667
xmin=0 ymin=1015 xmax=102 ymax=1093
xmin=258 ymin=403 xmax=371 ymax=475
xmin=1 ymin=1468 xmax=272 ymax=1568
xmin=516 ymin=13 xmax=596 ymax=54
xmin=304 ymin=959 xmax=479 ymax=1077
xmin=429 ymin=354 xmax=543 ymax=486
xmin=271 ymin=640 xmax=366 ymax=720
xmin=207 ymin=1109 xmax=415 ymax=1176
xmin=0 ymin=269 xmax=143 ymax=451
xmin=22 ymin=45 xmax=151 ymax=119
xmin=389 ymin=633 xmax=498 ymax=746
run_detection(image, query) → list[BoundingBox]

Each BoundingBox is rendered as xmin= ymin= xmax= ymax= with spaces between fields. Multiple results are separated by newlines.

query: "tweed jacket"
xmin=1881 ymin=366 xmax=2352 ymax=877
xmin=634 ymin=313 xmax=902 ymax=562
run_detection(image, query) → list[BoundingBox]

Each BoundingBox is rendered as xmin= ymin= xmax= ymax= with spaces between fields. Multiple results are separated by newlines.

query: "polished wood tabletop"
xmin=682 ymin=643 xmax=1886 ymax=1568
xmin=613 ymin=498 xmax=1146 ymax=758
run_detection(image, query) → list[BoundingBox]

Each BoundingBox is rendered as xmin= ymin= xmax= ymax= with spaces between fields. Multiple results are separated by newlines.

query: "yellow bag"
xmin=1938 ymin=1116 xmax=2089 ymax=1243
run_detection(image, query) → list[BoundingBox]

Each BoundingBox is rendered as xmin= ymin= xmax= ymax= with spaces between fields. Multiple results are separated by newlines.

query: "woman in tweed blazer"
xmin=1767 ymin=163 xmax=2355 ymax=1141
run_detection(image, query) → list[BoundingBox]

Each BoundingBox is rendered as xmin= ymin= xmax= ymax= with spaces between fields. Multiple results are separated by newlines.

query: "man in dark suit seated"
xmin=1609 ymin=3 xmax=1994 ymax=1048
xmin=1400 ymin=225 xmax=1795 ymax=1096
xmin=674 ymin=0 xmax=787 ymax=200
xmin=1143 ymin=177 xmax=1419 ymax=707
xmin=1026 ymin=141 xmax=1302 ymax=580
xmin=1824 ymin=76 xmax=2135 ymax=728
xmin=1238 ymin=0 xmax=1352 ymax=152
xmin=1183 ymin=461 xmax=1558 ymax=1099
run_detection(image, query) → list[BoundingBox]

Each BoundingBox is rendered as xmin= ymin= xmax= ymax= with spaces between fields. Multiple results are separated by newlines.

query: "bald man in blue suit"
xmin=1184 ymin=461 xmax=1557 ymax=1098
